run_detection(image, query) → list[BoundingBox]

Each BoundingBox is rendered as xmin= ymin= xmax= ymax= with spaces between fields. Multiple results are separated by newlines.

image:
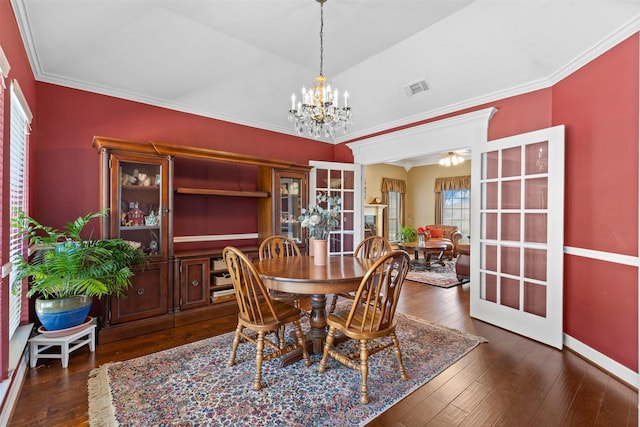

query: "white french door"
xmin=309 ymin=161 xmax=363 ymax=256
xmin=470 ymin=125 xmax=565 ymax=349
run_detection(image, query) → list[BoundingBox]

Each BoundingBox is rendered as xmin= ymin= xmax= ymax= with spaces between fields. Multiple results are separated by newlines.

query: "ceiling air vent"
xmin=403 ymin=79 xmax=430 ymax=97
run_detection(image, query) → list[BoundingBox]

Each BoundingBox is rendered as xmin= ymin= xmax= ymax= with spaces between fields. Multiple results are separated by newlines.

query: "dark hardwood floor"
xmin=10 ymin=281 xmax=638 ymax=426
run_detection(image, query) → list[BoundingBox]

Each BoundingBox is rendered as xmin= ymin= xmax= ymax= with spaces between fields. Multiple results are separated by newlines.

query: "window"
xmin=381 ymin=177 xmax=406 ymax=243
xmin=387 ymin=191 xmax=401 ymax=241
xmin=442 ymin=189 xmax=470 ymax=244
xmin=8 ymin=81 xmax=32 ymax=339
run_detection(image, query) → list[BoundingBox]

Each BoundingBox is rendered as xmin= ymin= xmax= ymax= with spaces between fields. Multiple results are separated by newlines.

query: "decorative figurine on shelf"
xmin=290 ymin=181 xmax=299 ymax=195
xmin=128 ymin=202 xmax=144 ymax=226
xmin=148 ymin=230 xmax=160 ymax=255
xmin=137 ymin=173 xmax=152 ymax=186
xmin=121 ymin=212 xmax=132 ymax=227
xmin=149 ymin=239 xmax=159 ymax=255
xmin=144 ymin=210 xmax=158 ymax=226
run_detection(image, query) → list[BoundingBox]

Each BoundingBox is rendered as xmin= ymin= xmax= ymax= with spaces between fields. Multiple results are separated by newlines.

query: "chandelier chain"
xmin=287 ymin=0 xmax=352 ymax=140
xmin=319 ymin=0 xmax=324 ymax=77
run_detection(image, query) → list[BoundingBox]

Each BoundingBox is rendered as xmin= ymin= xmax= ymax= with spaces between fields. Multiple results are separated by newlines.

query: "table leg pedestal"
xmin=277 ymin=294 xmax=329 ymax=367
xmin=308 ymin=294 xmax=328 ymax=354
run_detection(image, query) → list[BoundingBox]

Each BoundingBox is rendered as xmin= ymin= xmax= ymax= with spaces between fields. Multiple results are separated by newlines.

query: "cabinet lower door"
xmin=179 ymin=258 xmax=210 ymax=310
xmin=109 ymin=261 xmax=169 ymax=324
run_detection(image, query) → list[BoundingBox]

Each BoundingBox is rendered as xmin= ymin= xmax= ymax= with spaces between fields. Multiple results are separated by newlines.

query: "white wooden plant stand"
xmin=29 ymin=323 xmax=96 ymax=368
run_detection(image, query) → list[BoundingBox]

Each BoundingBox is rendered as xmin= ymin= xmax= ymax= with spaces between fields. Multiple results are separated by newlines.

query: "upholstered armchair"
xmin=425 ymin=225 xmax=463 ymax=258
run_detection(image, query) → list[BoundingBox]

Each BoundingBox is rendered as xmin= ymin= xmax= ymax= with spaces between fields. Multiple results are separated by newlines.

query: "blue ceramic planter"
xmin=35 ymin=295 xmax=92 ymax=331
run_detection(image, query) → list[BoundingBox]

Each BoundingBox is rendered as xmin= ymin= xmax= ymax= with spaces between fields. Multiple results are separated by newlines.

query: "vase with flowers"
xmin=416 ymin=226 xmax=431 ymax=245
xmin=298 ymin=192 xmax=342 ymax=265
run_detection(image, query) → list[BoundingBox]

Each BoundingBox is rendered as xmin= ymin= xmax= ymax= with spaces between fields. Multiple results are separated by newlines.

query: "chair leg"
xmin=228 ymin=324 xmax=242 ymax=367
xmin=278 ymin=325 xmax=286 ymax=348
xmin=359 ymin=339 xmax=370 ymax=404
xmin=318 ymin=327 xmax=336 ymax=373
xmin=293 ymin=320 xmax=312 ymax=367
xmin=390 ymin=331 xmax=408 ymax=381
xmin=328 ymin=294 xmax=339 ymax=313
xmin=253 ymin=331 xmax=265 ymax=391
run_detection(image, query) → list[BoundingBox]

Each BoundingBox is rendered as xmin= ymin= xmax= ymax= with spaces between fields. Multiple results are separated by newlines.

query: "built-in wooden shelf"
xmin=175 ymin=188 xmax=269 ymax=198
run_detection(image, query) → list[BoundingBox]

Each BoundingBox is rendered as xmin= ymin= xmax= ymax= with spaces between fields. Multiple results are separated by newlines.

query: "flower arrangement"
xmin=417 ymin=226 xmax=431 ymax=236
xmin=416 ymin=226 xmax=430 ymax=245
xmin=298 ymin=192 xmax=342 ymax=240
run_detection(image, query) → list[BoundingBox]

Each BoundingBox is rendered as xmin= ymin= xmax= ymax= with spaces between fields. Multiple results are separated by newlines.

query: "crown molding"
xmin=13 ymin=0 xmax=639 ymax=147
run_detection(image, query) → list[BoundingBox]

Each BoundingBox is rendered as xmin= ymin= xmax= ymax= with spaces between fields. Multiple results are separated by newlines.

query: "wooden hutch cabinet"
xmin=95 ymin=146 xmax=173 ymax=342
xmin=93 ymin=136 xmax=311 ymax=342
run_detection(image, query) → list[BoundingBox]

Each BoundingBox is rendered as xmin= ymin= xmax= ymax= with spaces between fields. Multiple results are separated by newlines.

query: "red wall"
xmin=555 ymin=35 xmax=639 ymax=257
xmin=554 ymin=34 xmax=639 ymax=370
xmin=33 ymin=83 xmax=335 ymax=230
xmin=6 ymin=0 xmax=640 ymax=374
xmin=341 ymin=35 xmax=639 ymax=371
xmin=1 ymin=0 xmax=37 ymax=378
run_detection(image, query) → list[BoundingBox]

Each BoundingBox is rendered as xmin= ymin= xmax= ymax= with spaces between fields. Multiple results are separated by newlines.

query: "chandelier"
xmin=439 ymin=152 xmax=465 ymax=167
xmin=288 ymin=0 xmax=352 ymax=139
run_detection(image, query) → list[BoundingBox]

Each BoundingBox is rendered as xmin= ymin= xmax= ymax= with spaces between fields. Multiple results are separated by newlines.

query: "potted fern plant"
xmin=398 ymin=225 xmax=418 ymax=242
xmin=11 ymin=209 xmax=148 ymax=331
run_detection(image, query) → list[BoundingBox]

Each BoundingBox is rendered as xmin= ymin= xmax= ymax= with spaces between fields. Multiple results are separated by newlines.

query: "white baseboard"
xmin=564 ymin=333 xmax=638 ymax=389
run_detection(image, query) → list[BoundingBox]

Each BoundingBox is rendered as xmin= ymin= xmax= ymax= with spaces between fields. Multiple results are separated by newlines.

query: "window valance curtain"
xmin=381 ymin=178 xmax=407 ymax=194
xmin=434 ymin=175 xmax=470 ymax=224
xmin=380 ymin=178 xmax=406 ymax=240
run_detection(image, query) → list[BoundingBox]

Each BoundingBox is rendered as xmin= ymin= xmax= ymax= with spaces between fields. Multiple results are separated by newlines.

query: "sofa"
xmin=455 ymin=243 xmax=470 ymax=278
xmin=424 ymin=224 xmax=463 ymax=259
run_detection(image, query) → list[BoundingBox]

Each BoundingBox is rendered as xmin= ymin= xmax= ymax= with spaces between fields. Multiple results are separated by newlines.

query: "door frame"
xmin=346 ymin=108 xmax=496 ymax=166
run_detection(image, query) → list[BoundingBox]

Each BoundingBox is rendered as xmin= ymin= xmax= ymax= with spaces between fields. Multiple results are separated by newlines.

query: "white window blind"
xmin=8 ymin=81 xmax=31 ymax=339
xmin=0 ymin=55 xmax=4 ymax=339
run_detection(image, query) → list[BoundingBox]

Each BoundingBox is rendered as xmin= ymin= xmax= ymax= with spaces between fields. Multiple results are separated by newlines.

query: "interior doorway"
xmin=347 ymin=108 xmax=496 ymax=240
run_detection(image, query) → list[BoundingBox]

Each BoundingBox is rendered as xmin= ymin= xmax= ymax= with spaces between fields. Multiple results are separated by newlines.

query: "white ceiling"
xmin=10 ymin=0 xmax=640 ymax=162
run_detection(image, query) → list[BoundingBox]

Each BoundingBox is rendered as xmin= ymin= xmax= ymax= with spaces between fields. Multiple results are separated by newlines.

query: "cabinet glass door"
xmin=116 ymin=158 xmax=166 ymax=258
xmin=279 ymin=176 xmax=305 ymax=246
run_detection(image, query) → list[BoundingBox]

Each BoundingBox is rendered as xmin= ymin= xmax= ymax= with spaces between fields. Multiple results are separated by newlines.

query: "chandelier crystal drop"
xmin=288 ymin=0 xmax=352 ymax=140
xmin=439 ymin=152 xmax=465 ymax=167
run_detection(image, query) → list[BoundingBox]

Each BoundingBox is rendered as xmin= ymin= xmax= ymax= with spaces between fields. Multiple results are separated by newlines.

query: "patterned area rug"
xmin=406 ymin=259 xmax=470 ymax=288
xmin=88 ymin=313 xmax=486 ymax=427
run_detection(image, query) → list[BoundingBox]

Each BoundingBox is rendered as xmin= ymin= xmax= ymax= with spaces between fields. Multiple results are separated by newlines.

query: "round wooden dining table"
xmin=253 ymin=255 xmax=374 ymax=358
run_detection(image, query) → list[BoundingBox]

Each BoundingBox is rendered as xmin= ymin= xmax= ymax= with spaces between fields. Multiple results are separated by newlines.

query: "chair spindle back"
xmin=354 ymin=235 xmax=392 ymax=260
xmin=259 ymin=235 xmax=301 ymax=260
xmin=346 ymin=250 xmax=410 ymax=333
xmin=223 ymin=246 xmax=279 ymax=326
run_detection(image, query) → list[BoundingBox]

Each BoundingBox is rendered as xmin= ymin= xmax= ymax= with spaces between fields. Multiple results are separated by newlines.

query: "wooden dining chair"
xmin=258 ymin=235 xmax=304 ymax=311
xmin=328 ymin=235 xmax=392 ymax=313
xmin=318 ymin=250 xmax=410 ymax=404
xmin=223 ymin=246 xmax=311 ymax=391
